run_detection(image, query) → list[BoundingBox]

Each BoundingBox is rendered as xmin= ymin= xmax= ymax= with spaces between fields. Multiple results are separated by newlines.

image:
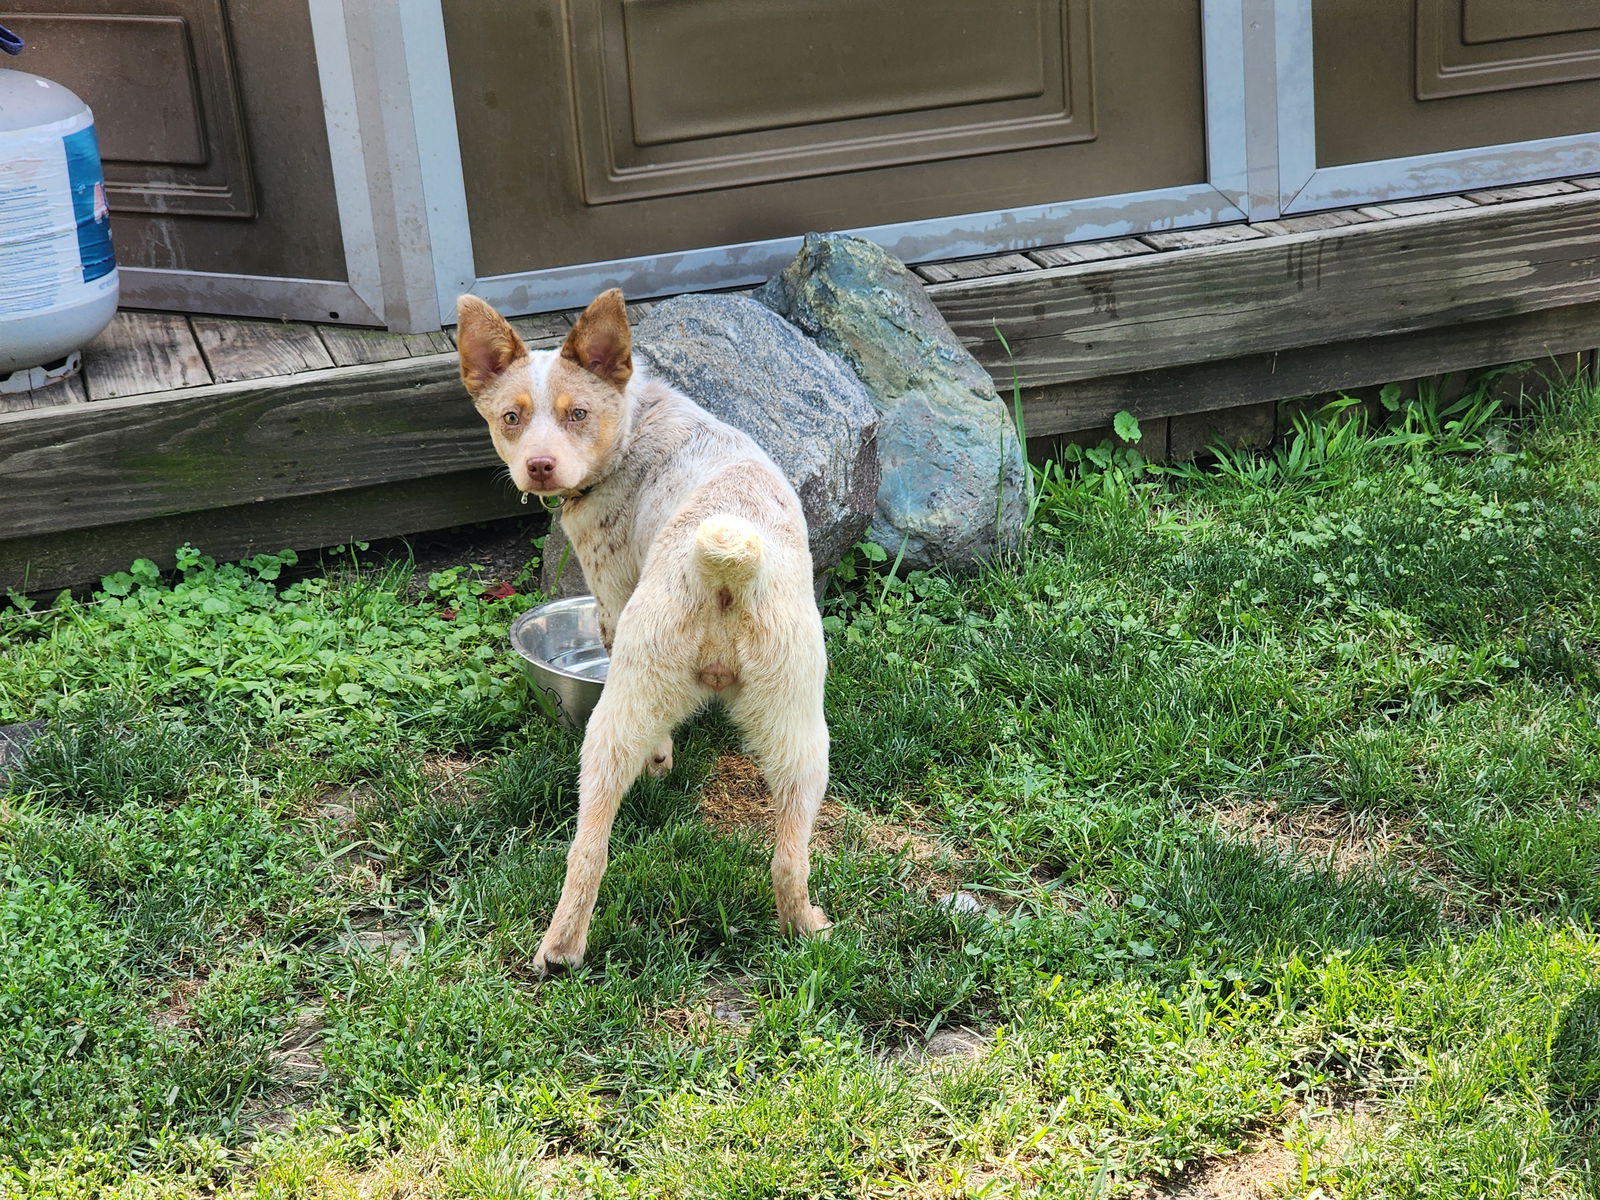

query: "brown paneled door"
xmin=444 ymin=0 xmax=1208 ymax=279
xmin=1314 ymin=0 xmax=1600 ymax=166
xmin=8 ymin=2 xmax=349 ymax=294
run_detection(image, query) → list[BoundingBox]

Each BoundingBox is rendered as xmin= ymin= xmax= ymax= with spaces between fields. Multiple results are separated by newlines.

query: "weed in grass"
xmin=319 ymin=948 xmax=701 ymax=1121
xmin=1293 ymin=924 xmax=1600 ymax=1198
xmin=1549 ymin=987 xmax=1600 ymax=1191
xmin=4 ymin=778 xmax=324 ymax=962
xmin=4 ymin=691 xmax=235 ymax=812
xmin=0 ymin=546 xmax=535 ymax=756
xmin=0 ymin=870 xmax=171 ymax=1163
xmin=0 ymin=877 xmax=302 ymax=1176
xmin=755 ymin=894 xmax=992 ymax=1036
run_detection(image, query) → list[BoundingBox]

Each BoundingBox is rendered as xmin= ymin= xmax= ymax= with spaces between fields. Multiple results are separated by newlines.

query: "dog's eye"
xmin=502 ymin=411 xmax=519 ymax=426
xmin=569 ymin=408 xmax=588 ymax=423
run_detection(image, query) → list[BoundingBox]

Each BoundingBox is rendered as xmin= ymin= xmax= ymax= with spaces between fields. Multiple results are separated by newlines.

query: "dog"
xmin=456 ymin=289 xmax=832 ymax=974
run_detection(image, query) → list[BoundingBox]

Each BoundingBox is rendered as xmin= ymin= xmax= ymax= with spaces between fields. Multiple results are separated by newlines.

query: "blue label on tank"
xmin=64 ymin=123 xmax=114 ymax=283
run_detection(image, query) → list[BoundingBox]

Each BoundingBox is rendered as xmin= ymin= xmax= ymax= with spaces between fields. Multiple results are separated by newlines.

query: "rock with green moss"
xmin=756 ymin=233 xmax=1026 ymax=570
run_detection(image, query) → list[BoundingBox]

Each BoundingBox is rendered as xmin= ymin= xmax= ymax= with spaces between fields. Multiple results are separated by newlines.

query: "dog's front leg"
xmin=534 ymin=653 xmax=695 ymax=974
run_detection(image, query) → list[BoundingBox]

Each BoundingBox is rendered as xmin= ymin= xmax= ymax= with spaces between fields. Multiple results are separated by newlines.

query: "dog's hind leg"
xmin=533 ymin=650 xmax=698 ymax=975
xmin=728 ymin=683 xmax=832 ymax=937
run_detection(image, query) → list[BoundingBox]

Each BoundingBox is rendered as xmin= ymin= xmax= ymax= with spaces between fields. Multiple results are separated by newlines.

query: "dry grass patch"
xmin=655 ymin=978 xmax=761 ymax=1048
xmin=698 ymin=753 xmax=956 ymax=887
xmin=1209 ymin=798 xmax=1453 ymax=885
xmin=1152 ymin=1100 xmax=1377 ymax=1199
xmin=419 ymin=752 xmax=485 ymax=794
xmin=243 ymin=1004 xmax=328 ymax=1136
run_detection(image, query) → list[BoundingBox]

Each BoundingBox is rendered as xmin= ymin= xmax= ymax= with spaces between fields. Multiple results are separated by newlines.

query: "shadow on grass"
xmin=1549 ymin=986 xmax=1600 ymax=1189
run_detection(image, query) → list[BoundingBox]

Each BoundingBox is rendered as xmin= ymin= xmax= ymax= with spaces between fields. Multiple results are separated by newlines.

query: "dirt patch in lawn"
xmin=151 ymin=976 xmax=205 ymax=1032
xmin=1159 ymin=1134 xmax=1301 ymax=1200
xmin=1153 ymin=1099 xmax=1377 ymax=1199
xmin=698 ymin=753 xmax=953 ymax=886
xmin=241 ymin=1003 xmax=328 ymax=1136
xmin=1210 ymin=798 xmax=1455 ymax=890
xmin=420 ymin=752 xmax=485 ymax=795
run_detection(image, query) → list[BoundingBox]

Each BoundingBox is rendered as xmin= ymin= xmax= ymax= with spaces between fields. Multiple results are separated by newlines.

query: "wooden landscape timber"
xmin=1013 ymin=298 xmax=1600 ymax=440
xmin=2 ymin=187 xmax=1597 ymax=594
xmin=929 ymin=191 xmax=1600 ymax=394
xmin=3 ymin=354 xmax=480 ymax=541
xmin=0 ymin=468 xmax=527 ymax=595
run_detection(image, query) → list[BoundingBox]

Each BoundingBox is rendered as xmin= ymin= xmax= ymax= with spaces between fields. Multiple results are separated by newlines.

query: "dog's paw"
xmin=646 ymin=737 xmax=674 ymax=778
xmin=779 ymin=904 xmax=833 ymax=938
xmin=532 ymin=937 xmax=586 ymax=978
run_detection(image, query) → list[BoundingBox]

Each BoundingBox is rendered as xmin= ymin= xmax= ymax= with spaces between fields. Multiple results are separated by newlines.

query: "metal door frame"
xmin=1270 ymin=0 xmax=1600 ymax=215
xmin=115 ymin=0 xmax=386 ymax=325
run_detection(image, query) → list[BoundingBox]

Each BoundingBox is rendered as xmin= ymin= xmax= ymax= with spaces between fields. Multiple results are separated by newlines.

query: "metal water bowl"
xmin=508 ymin=595 xmax=608 ymax=730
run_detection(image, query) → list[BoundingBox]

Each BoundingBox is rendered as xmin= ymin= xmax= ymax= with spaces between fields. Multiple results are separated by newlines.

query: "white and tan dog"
xmin=456 ymin=289 xmax=832 ymax=973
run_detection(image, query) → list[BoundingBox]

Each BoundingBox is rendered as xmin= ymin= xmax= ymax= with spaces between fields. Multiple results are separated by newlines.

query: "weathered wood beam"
xmin=1014 ymin=300 xmax=1600 ymax=438
xmin=0 ymin=468 xmax=533 ymax=595
xmin=929 ymin=192 xmax=1600 ymax=391
xmin=0 ymin=352 xmax=488 ymax=541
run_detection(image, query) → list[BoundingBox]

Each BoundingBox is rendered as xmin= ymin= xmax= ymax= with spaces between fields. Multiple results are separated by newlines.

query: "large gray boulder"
xmin=540 ymin=293 xmax=878 ymax=598
xmin=755 ymin=233 xmax=1026 ymax=571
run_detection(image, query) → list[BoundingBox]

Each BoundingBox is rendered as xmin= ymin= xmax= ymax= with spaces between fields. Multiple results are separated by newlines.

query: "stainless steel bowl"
xmin=508 ymin=595 xmax=608 ymax=730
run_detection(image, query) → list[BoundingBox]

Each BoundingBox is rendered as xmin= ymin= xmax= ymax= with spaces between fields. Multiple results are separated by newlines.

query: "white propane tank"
xmin=0 ymin=62 xmax=119 ymax=394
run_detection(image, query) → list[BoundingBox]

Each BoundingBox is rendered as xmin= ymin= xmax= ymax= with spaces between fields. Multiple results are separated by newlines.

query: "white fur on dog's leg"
xmin=532 ymin=937 xmax=586 ymax=977
xmin=731 ymin=687 xmax=832 ymax=939
xmin=646 ymin=736 xmax=674 ymax=778
xmin=532 ymin=645 xmax=697 ymax=976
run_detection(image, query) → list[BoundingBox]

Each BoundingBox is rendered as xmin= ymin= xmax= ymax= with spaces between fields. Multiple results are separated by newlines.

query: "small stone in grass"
xmin=337 ymin=927 xmax=413 ymax=962
xmin=0 ymin=720 xmax=45 ymax=788
xmin=706 ymin=983 xmax=755 ymax=1026
xmin=0 ymin=720 xmax=45 ymax=766
xmin=922 ymin=1027 xmax=990 ymax=1059
xmin=710 ymin=1000 xmax=748 ymax=1026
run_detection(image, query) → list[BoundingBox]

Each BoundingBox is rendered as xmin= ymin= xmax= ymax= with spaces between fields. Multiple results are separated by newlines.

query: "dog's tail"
xmin=693 ymin=513 xmax=766 ymax=602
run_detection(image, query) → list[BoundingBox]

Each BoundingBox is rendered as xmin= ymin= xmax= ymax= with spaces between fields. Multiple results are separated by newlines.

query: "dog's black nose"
xmin=526 ymin=456 xmax=556 ymax=484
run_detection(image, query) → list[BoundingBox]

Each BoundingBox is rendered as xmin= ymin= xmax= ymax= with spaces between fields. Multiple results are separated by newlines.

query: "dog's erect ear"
xmin=561 ymin=288 xmax=632 ymax=388
xmin=456 ymin=295 xmax=527 ymax=396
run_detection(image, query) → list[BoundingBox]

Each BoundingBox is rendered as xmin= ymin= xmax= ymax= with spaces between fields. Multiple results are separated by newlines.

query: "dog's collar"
xmin=521 ymin=484 xmax=595 ymax=511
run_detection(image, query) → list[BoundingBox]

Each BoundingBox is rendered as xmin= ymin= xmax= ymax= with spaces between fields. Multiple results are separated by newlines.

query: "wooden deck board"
xmin=82 ymin=312 xmax=210 ymax=401
xmin=1140 ymin=225 xmax=1266 ymax=251
xmin=916 ymin=253 xmax=1040 ymax=283
xmin=1250 ymin=210 xmax=1375 ymax=236
xmin=1357 ymin=195 xmax=1480 ymax=220
xmin=0 ymin=370 xmax=87 ymax=415
xmin=1027 ymin=238 xmax=1156 ymax=268
xmin=508 ymin=313 xmax=573 ymax=348
xmin=1463 ymin=181 xmax=1581 ymax=204
xmin=192 ymin=318 xmax=334 ymax=383
xmin=33 ymin=371 xmax=87 ymax=408
xmin=318 ymin=325 xmax=453 ymax=367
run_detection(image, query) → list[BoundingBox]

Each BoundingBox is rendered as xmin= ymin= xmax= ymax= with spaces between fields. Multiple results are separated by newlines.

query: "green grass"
xmin=1 ymin=374 xmax=1598 ymax=1197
